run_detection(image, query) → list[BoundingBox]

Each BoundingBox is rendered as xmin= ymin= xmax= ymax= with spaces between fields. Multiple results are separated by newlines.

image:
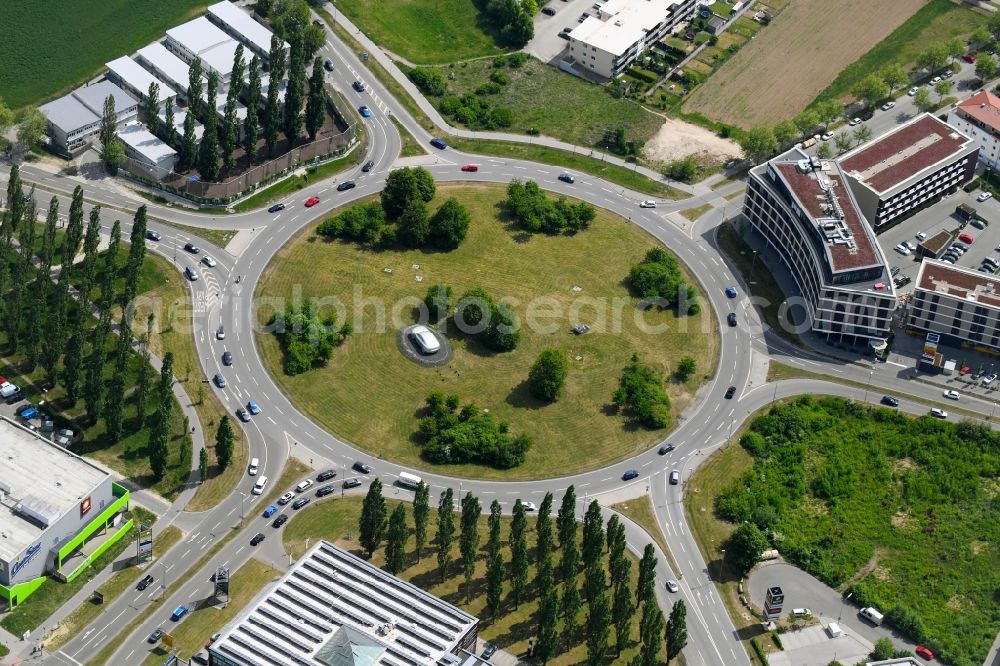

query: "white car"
xmin=930 ymin=76 xmax=942 ymax=84
xmin=894 ymin=244 xmax=911 ymax=256
xmin=201 ymin=255 xmax=217 ymax=267
xmin=295 ymin=479 xmax=314 ymax=493
xmin=666 ymin=580 xmax=679 ymax=593
xmin=983 ymin=373 xmax=998 ymax=386
xmin=848 ymin=117 xmax=862 ymax=126
xmin=248 ymin=457 xmax=259 ymax=476
xmin=930 ymin=407 xmax=948 ymax=419
xmin=916 ymin=231 xmax=927 ymax=241
xmin=881 ymin=101 xmax=896 ymax=111
xmin=943 ymin=389 xmax=960 ymax=400
xmin=408 ymin=325 xmax=441 ymax=354
xmin=907 ymin=86 xmax=918 ymax=96
xmin=903 ymin=240 xmax=917 ymax=251
xmin=521 ymin=501 xmax=537 ymax=511
xmin=978 ymin=192 xmax=993 ymax=202
xmin=820 ymin=132 xmax=834 ymax=141
xmin=217 ymin=326 xmax=225 ymax=340
xmin=639 ymin=200 xmax=657 ymax=208
xmin=278 ymin=491 xmax=295 ymax=505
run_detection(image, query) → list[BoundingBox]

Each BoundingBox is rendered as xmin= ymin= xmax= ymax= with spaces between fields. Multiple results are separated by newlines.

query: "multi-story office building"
xmin=39 ymin=80 xmax=138 ymax=154
xmin=566 ymin=0 xmax=697 ymax=78
xmin=743 ymin=151 xmax=897 ymax=344
xmin=105 ymin=56 xmax=177 ymax=106
xmin=166 ymin=16 xmax=243 ymax=83
xmin=838 ymin=113 xmax=977 ymax=229
xmin=908 ymin=260 xmax=1000 ymax=351
xmin=947 ymin=90 xmax=1000 ymax=171
xmin=206 ymin=1 xmax=288 ymax=64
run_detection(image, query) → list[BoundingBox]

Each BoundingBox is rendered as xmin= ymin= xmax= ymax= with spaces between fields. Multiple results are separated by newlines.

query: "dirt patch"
xmin=683 ymin=0 xmax=925 ymax=127
xmin=892 ymin=457 xmax=918 ymax=475
xmin=947 ymin=594 xmax=973 ymax=612
xmin=891 ymin=510 xmax=916 ymax=531
xmin=839 ymin=547 xmax=884 ymax=591
xmin=642 ymin=117 xmax=742 ymax=165
xmin=971 ymin=540 xmax=988 ymax=556
xmin=800 ymin=495 xmax=829 ymax=517
xmin=872 ymin=564 xmax=892 ymax=582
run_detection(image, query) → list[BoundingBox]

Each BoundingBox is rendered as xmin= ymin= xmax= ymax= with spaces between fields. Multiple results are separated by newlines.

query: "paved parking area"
xmin=768 ymin=624 xmax=871 ymax=666
xmin=526 ymin=0 xmax=592 ymax=63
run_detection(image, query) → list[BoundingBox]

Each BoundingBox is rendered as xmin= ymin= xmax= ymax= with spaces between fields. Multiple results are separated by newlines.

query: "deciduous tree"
xmin=529 ymin=349 xmax=568 ymax=401
xmin=459 ymin=492 xmax=481 ymax=600
xmin=665 ymin=599 xmax=688 ymax=662
xmin=359 ymin=477 xmax=387 ymax=557
xmin=509 ymin=499 xmax=529 ymax=607
xmin=384 ymin=503 xmax=408 ymax=574
xmin=738 ymin=125 xmax=777 ymax=164
xmin=216 ymin=414 xmax=235 ymax=470
xmin=413 ymin=481 xmax=430 ymax=560
xmin=305 ymin=60 xmax=326 ymax=140
xmin=437 ymin=488 xmax=455 ymax=582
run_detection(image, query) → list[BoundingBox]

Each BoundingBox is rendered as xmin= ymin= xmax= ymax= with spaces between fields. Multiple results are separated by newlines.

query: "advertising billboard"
xmin=138 ymin=525 xmax=153 ymax=563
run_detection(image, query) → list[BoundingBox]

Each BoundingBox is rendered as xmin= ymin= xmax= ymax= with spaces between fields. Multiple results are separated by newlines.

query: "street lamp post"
xmin=839 ymin=591 xmax=853 ymax=621
xmin=863 ymin=369 xmax=873 ymax=404
xmin=719 ymin=548 xmax=727 ymax=581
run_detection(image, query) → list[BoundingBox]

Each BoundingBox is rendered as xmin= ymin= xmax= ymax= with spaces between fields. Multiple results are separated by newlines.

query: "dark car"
xmin=317 ymin=469 xmax=337 ymax=481
xmin=146 ymin=230 xmax=161 ymax=241
xmin=430 ymin=138 xmax=447 ymax=150
xmin=316 ymin=484 xmax=335 ymax=497
xmin=213 ymin=373 xmax=227 ymax=388
xmin=343 ymin=477 xmax=363 ymax=489
xmin=272 ymin=513 xmax=288 ymax=528
xmin=558 ymin=31 xmax=570 ymax=39
xmin=727 ymin=312 xmax=737 ymax=327
xmin=724 ymin=385 xmax=737 ymax=399
xmin=148 ymin=628 xmax=164 ymax=644
xmin=5 ymin=390 xmax=25 ymax=405
xmin=481 ymin=643 xmax=498 ymax=659
xmin=880 ymin=395 xmax=899 ymax=407
xmin=324 ymin=59 xmax=334 ymax=71
xmin=541 ymin=6 xmax=556 ymax=14
xmin=136 ymin=574 xmax=155 ymax=591
xmin=353 ymin=80 xmax=366 ymax=92
xmin=312 ymin=18 xmax=324 ymax=26
xmin=353 ymin=462 xmax=371 ymax=474
xmin=267 ymin=202 xmax=286 ymax=213
xmin=658 ymin=443 xmax=675 ymax=455
xmin=184 ymin=242 xmax=200 ymax=253
xmin=237 ymin=408 xmax=250 ymax=422
xmin=362 ymin=160 xmax=375 ymax=172
xmin=250 ymin=532 xmax=265 ymax=546
xmin=558 ymin=173 xmax=575 ymax=183
xmin=337 ymin=181 xmax=356 ymax=191
xmin=222 ymin=351 xmax=232 ymax=366
xmin=622 ymin=469 xmax=639 ymax=481
xmin=292 ymin=497 xmax=311 ymax=510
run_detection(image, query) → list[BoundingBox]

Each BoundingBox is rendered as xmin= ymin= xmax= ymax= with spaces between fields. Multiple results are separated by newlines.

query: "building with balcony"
xmin=838 ymin=113 xmax=977 ymax=229
xmin=743 ymin=150 xmax=897 ymax=345
xmin=566 ymin=0 xmax=697 ymax=79
xmin=947 ymin=90 xmax=1000 ymax=171
xmin=39 ymin=80 xmax=138 ymax=154
xmin=907 ymin=260 xmax=1000 ymax=351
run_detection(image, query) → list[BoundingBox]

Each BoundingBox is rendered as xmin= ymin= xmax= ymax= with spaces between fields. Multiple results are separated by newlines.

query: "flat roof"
xmin=0 ymin=417 xmax=109 ymax=563
xmin=956 ymin=89 xmax=1000 ymax=132
xmin=137 ymin=42 xmax=200 ymax=93
xmin=570 ymin=0 xmax=681 ymax=56
xmin=212 ymin=88 xmax=248 ymax=121
xmin=106 ymin=56 xmax=176 ymax=99
xmin=200 ymin=38 xmax=242 ymax=78
xmin=207 ymin=1 xmax=287 ymax=56
xmin=919 ymin=229 xmax=952 ymax=256
xmin=39 ymin=80 xmax=136 ymax=134
xmin=167 ymin=16 xmax=233 ymax=56
xmin=210 ymin=541 xmax=478 ymax=666
xmin=118 ymin=122 xmax=178 ymax=162
xmin=772 ymin=159 xmax=885 ymax=275
xmin=158 ymin=104 xmax=205 ymax=142
xmin=916 ymin=260 xmax=1000 ymax=309
xmin=839 ymin=114 xmax=974 ymax=195
xmin=73 ymin=80 xmax=137 ymax=115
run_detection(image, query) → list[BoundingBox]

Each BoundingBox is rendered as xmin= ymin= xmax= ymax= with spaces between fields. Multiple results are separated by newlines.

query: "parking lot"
xmin=0 ymin=379 xmax=75 ymax=446
xmin=527 ymin=0 xmax=591 ymax=63
xmin=876 ymin=186 xmax=1000 ymax=294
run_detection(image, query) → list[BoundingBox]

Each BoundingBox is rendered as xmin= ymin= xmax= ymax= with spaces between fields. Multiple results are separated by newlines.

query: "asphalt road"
xmin=16 ymin=17 xmax=1000 ymax=666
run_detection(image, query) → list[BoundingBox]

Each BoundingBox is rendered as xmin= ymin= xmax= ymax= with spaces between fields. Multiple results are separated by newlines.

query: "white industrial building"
xmin=566 ymin=0 xmax=698 ymax=78
xmin=207 ymin=1 xmax=287 ymax=63
xmin=166 ymin=16 xmax=243 ymax=82
xmin=39 ymin=80 xmax=138 ymax=154
xmin=157 ymin=103 xmax=205 ymax=144
xmin=208 ymin=542 xmax=480 ymax=666
xmin=105 ymin=56 xmax=177 ymax=104
xmin=118 ymin=122 xmax=178 ymax=175
xmin=136 ymin=42 xmax=205 ymax=103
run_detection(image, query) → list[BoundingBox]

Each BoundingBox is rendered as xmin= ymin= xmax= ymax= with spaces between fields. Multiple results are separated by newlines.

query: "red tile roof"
xmin=918 ymin=261 xmax=1000 ymax=309
xmin=956 ymin=90 xmax=1000 ymax=132
xmin=775 ymin=162 xmax=879 ymax=272
xmin=839 ymin=114 xmax=972 ymax=193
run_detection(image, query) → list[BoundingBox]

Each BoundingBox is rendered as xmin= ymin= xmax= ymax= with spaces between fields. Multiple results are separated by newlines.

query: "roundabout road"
xmin=20 ymin=17 xmax=1000 ymax=666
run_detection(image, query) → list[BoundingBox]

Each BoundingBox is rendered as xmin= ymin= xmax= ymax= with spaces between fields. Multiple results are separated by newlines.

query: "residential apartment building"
xmin=566 ymin=0 xmax=697 ymax=78
xmin=838 ymin=113 xmax=978 ymax=229
xmin=908 ymin=260 xmax=1000 ymax=351
xmin=947 ymin=90 xmax=1000 ymax=171
xmin=743 ymin=151 xmax=897 ymax=344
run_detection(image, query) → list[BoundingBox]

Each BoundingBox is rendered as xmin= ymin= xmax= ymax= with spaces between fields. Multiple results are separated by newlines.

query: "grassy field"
xmin=683 ymin=0 xmax=926 ymax=127
xmin=132 ymin=253 xmax=247 ymax=512
xmin=140 ymin=559 xmax=278 ymax=665
xmin=680 ymin=203 xmax=712 ymax=221
xmin=283 ymin=495 xmax=662 ymax=664
xmin=159 ymin=221 xmax=237 ymax=251
xmin=256 ymin=185 xmax=717 ymax=479
xmin=1 ymin=508 xmax=157 ymax=636
xmin=329 ymin=0 xmax=504 ymax=64
xmin=0 ymin=1 xmax=210 ymax=108
xmin=815 ymin=0 xmax=988 ymax=107
xmin=714 ymin=396 xmax=1000 ymax=664
xmin=438 ymin=57 xmax=664 ymax=149
xmin=46 ymin=526 xmax=183 ymax=651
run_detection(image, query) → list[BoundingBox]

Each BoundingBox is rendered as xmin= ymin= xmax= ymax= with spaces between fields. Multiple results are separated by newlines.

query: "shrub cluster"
xmin=528 ymin=349 xmax=568 ymax=401
xmin=424 ymin=284 xmax=454 ymax=323
xmin=472 ymin=0 xmax=534 ymax=47
xmin=503 ymin=180 xmax=595 ymax=233
xmin=612 ymin=354 xmax=671 ymax=429
xmin=269 ymin=298 xmax=351 ymax=375
xmin=417 ymin=391 xmax=532 ymax=468
xmin=439 ymin=93 xmax=515 ymax=130
xmin=455 ymin=287 xmax=520 ymax=352
xmin=627 ymin=247 xmax=700 ymax=315
xmin=407 ymin=67 xmax=447 ymax=96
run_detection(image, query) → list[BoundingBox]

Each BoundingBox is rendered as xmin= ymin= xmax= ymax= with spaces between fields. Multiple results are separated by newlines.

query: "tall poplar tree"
xmin=144 ymin=82 xmax=161 ymax=129
xmin=264 ymin=35 xmax=287 ymax=155
xmin=459 ymin=493 xmax=481 ymax=601
xmin=436 ymin=488 xmax=455 ymax=582
xmin=244 ymin=55 xmax=262 ymax=162
xmin=557 ymin=485 xmax=577 ymax=551
xmin=188 ymin=58 xmax=204 ymax=120
xmin=665 ymin=600 xmax=688 ymax=663
xmin=283 ymin=22 xmax=305 ymax=143
xmin=509 ymin=499 xmax=528 ymax=608
xmin=198 ymin=72 xmax=221 ymax=180
xmin=384 ymin=503 xmax=408 ymax=574
xmin=485 ymin=500 xmax=504 ymax=618
xmin=359 ymin=477 xmax=387 ymax=557
xmin=305 ymin=59 xmax=326 ymax=140
xmin=413 ymin=481 xmax=430 ymax=561
xmin=163 ymin=96 xmax=177 ymax=147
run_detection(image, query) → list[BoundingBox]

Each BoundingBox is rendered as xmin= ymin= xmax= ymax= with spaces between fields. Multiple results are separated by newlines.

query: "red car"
xmin=915 ymin=645 xmax=934 ymax=660
xmin=963 ymin=53 xmax=977 ymax=63
xmin=304 ymin=196 xmax=320 ymax=207
xmin=959 ymin=233 xmax=974 ymax=244
xmin=461 ymin=164 xmax=479 ymax=172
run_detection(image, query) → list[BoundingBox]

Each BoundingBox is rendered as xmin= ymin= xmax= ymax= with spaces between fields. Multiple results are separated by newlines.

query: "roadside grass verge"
xmin=610 ymin=497 xmax=680 ymax=576
xmin=158 ymin=222 xmax=237 ymax=251
xmin=680 ymin=203 xmax=712 ymax=221
xmin=231 ymin=150 xmax=363 ymax=213
xmin=390 ymin=116 xmax=425 ymax=157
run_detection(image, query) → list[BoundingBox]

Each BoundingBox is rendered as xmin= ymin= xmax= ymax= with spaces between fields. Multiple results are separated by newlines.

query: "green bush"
xmin=503 ymin=179 xmax=596 ymax=234
xmin=612 ymin=354 xmax=671 ymax=429
xmin=407 ymin=67 xmax=447 ymax=96
xmin=627 ymin=247 xmax=700 ymax=315
xmin=506 ymin=52 xmax=529 ymax=67
xmin=417 ymin=391 xmax=532 ymax=468
xmin=750 ymin=638 xmax=770 ymax=666
xmin=269 ymin=298 xmax=351 ymax=375
xmin=490 ymin=70 xmax=510 ymax=85
xmin=475 ymin=82 xmax=503 ymax=95
xmin=528 ymin=349 xmax=568 ymax=401
xmin=424 ymin=284 xmax=454 ymax=322
xmin=454 ymin=288 xmax=521 ymax=352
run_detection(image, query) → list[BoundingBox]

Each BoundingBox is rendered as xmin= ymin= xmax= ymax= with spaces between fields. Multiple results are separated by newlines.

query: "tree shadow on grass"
xmin=505 ymin=378 xmax=546 ymax=410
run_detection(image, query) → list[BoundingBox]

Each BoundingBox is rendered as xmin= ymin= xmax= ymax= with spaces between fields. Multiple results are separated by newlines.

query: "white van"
xmin=0 ymin=383 xmax=19 ymax=398
xmin=252 ymin=476 xmax=268 ymax=495
xmin=826 ymin=622 xmax=842 ymax=637
xmin=397 ymin=471 xmax=423 ymax=489
xmin=859 ymin=607 xmax=884 ymax=626
xmin=248 ymin=458 xmax=259 ymax=476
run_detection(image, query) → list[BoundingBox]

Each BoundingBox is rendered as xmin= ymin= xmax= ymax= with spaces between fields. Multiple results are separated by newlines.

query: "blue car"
xmin=247 ymin=400 xmax=261 ymax=415
xmin=358 ymin=105 xmax=372 ymax=118
xmin=262 ymin=503 xmax=278 ymax=518
xmin=171 ymin=605 xmax=189 ymax=621
xmin=725 ymin=286 xmax=737 ymax=298
xmin=622 ymin=470 xmax=639 ymax=481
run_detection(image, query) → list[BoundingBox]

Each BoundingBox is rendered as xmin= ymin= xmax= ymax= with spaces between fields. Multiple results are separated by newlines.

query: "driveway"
xmin=748 ymin=562 xmax=918 ymax=655
xmin=525 ymin=0 xmax=592 ymax=63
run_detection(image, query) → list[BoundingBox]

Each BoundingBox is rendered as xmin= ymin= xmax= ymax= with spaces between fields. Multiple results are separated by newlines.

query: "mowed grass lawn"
xmin=332 ymin=0 xmax=504 ymax=63
xmin=0 ymin=0 xmax=211 ymax=108
xmin=683 ymin=0 xmax=926 ymax=127
xmin=255 ymin=185 xmax=718 ymax=480
xmin=283 ymin=496 xmax=664 ymax=664
xmin=441 ymin=57 xmax=665 ymax=148
xmin=814 ymin=0 xmax=989 ymax=106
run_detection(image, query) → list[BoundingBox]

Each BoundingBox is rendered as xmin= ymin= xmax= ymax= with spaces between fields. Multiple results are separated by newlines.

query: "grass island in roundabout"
xmin=255 ymin=183 xmax=719 ymax=479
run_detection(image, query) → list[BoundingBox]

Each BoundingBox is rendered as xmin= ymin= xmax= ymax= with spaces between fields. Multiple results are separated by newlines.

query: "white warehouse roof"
xmin=106 ymin=56 xmax=177 ymax=99
xmin=167 ymin=16 xmax=234 ymax=57
xmin=118 ymin=122 xmax=178 ymax=164
xmin=39 ymin=80 xmax=136 ymax=135
xmin=207 ymin=1 xmax=287 ymax=57
xmin=137 ymin=43 xmax=204 ymax=96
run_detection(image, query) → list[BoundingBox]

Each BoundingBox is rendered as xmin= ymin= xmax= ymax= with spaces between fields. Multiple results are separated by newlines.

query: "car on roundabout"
xmin=272 ymin=514 xmax=289 ymax=528
xmin=353 ymin=461 xmax=372 ymax=474
xmin=558 ymin=173 xmax=575 ymax=183
xmin=343 ymin=477 xmax=363 ymax=489
xmin=725 ymin=286 xmax=737 ymax=298
xmin=250 ymin=533 xmax=265 ymax=546
xmin=725 ymin=386 xmax=737 ymax=399
xmin=669 ymin=470 xmax=680 ymax=485
xmin=521 ymin=501 xmax=537 ymax=511
xmin=658 ymin=443 xmax=675 ymax=455
xmin=268 ymin=202 xmax=286 ymax=213
xmin=304 ymin=196 xmax=320 ymax=207
xmin=278 ymin=491 xmax=295 ymax=505
xmin=622 ymin=469 xmax=639 ymax=481
xmin=184 ymin=242 xmax=200 ymax=253
xmin=358 ymin=105 xmax=372 ymax=117
xmin=337 ymin=181 xmax=356 ymax=192
xmin=318 ymin=469 xmax=337 ymax=482
xmin=222 ymin=351 xmax=232 ymax=366
xmin=146 ymin=230 xmax=161 ymax=241
xmin=171 ymin=605 xmax=190 ymax=621
xmin=362 ymin=160 xmax=375 ymax=172
xmin=201 ymin=255 xmax=216 ymax=267
xmin=148 ymin=628 xmax=163 ymax=643
xmin=461 ymin=164 xmax=479 ymax=172
xmin=247 ymin=400 xmax=261 ymax=415
xmin=262 ymin=504 xmax=278 ymax=518
xmin=237 ymin=408 xmax=250 ymax=422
